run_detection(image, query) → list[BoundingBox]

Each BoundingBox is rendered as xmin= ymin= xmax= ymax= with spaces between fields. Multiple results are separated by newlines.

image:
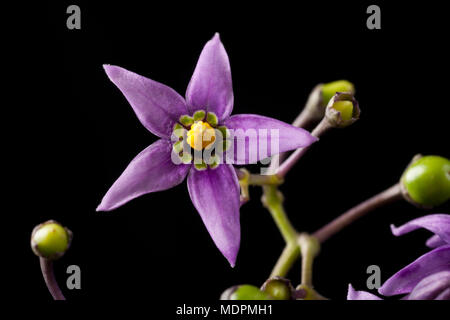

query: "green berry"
xmin=332 ymin=101 xmax=354 ymax=121
xmin=221 ymin=285 xmax=272 ymax=300
xmin=261 ymin=278 xmax=293 ymax=300
xmin=402 ymin=155 xmax=450 ymax=207
xmin=31 ymin=221 xmax=71 ymax=260
xmin=321 ymin=80 xmax=354 ymax=106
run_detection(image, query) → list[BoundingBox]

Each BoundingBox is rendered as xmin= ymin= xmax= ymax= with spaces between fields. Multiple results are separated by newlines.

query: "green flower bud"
xmin=401 ymin=155 xmax=450 ymax=207
xmin=325 ymin=92 xmax=360 ymax=128
xmin=321 ymin=80 xmax=355 ymax=106
xmin=220 ymin=285 xmax=272 ymax=300
xmin=332 ymin=101 xmax=353 ymax=121
xmin=261 ymin=277 xmax=294 ymax=300
xmin=31 ymin=220 xmax=72 ymax=260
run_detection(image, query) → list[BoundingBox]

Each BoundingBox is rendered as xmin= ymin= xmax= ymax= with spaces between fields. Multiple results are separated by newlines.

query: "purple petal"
xmin=97 ymin=139 xmax=190 ymax=211
xmin=223 ymin=114 xmax=317 ymax=164
xmin=347 ymin=284 xmax=382 ymax=300
xmin=378 ymin=245 xmax=450 ymax=296
xmin=408 ymin=271 xmax=450 ymax=300
xmin=390 ymin=214 xmax=450 ymax=245
xmin=435 ymin=288 xmax=450 ymax=300
xmin=185 ymin=33 xmax=233 ymax=121
xmin=104 ymin=65 xmax=188 ymax=138
xmin=187 ymin=164 xmax=240 ymax=267
xmin=426 ymin=234 xmax=447 ymax=248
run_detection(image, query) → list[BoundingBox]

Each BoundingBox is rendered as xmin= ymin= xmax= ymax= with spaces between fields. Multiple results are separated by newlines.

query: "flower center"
xmin=187 ymin=121 xmax=216 ymax=151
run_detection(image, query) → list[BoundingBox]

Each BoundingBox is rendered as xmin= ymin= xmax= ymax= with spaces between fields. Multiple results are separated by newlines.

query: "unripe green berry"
xmin=325 ymin=92 xmax=360 ymax=128
xmin=220 ymin=285 xmax=272 ymax=300
xmin=321 ymin=80 xmax=354 ymax=106
xmin=261 ymin=277 xmax=294 ymax=300
xmin=31 ymin=220 xmax=72 ymax=260
xmin=402 ymin=155 xmax=450 ymax=207
xmin=332 ymin=101 xmax=354 ymax=121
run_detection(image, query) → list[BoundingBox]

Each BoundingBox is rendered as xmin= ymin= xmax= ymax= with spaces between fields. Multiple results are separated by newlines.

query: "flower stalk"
xmin=276 ymin=116 xmax=333 ymax=179
xmin=39 ymin=257 xmax=65 ymax=300
xmin=262 ymin=185 xmax=298 ymax=243
xmin=313 ymin=183 xmax=403 ymax=243
xmin=298 ymin=233 xmax=320 ymax=287
xmin=270 ymin=243 xmax=301 ymax=278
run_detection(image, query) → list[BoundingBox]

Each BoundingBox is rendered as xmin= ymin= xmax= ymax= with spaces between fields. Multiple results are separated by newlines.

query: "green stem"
xmin=270 ymin=243 xmax=300 ymax=278
xmin=262 ymin=185 xmax=297 ymax=243
xmin=298 ymin=234 xmax=320 ymax=287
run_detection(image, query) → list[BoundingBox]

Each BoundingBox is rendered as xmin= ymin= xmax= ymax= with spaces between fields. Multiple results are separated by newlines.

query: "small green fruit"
xmin=221 ymin=285 xmax=272 ymax=300
xmin=402 ymin=155 xmax=450 ymax=207
xmin=31 ymin=220 xmax=71 ymax=260
xmin=261 ymin=277 xmax=293 ymax=300
xmin=332 ymin=101 xmax=354 ymax=121
xmin=321 ymin=80 xmax=354 ymax=106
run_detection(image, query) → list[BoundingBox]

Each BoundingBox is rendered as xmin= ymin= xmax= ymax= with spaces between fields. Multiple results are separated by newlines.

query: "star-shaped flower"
xmin=97 ymin=33 xmax=316 ymax=266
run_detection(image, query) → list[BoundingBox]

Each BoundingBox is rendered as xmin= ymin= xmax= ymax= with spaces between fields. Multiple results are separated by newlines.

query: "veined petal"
xmin=104 ymin=65 xmax=188 ymax=138
xmin=378 ymin=245 xmax=450 ymax=296
xmin=223 ymin=114 xmax=317 ymax=164
xmin=185 ymin=33 xmax=233 ymax=121
xmin=97 ymin=139 xmax=190 ymax=211
xmin=347 ymin=284 xmax=382 ymax=300
xmin=187 ymin=164 xmax=240 ymax=267
xmin=390 ymin=214 xmax=450 ymax=245
xmin=426 ymin=234 xmax=447 ymax=248
xmin=408 ymin=271 xmax=450 ymax=300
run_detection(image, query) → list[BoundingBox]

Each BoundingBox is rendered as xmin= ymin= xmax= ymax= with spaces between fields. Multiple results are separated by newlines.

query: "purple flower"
xmin=96 ymin=33 xmax=316 ymax=267
xmin=348 ymin=214 xmax=450 ymax=300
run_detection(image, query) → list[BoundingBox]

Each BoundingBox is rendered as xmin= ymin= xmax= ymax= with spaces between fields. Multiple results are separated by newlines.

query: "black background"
xmin=12 ymin=0 xmax=449 ymax=311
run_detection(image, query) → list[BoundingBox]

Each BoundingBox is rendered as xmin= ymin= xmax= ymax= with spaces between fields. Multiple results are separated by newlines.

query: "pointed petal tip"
xmin=390 ymin=224 xmax=399 ymax=235
xmin=95 ymin=200 xmax=114 ymax=212
xmin=95 ymin=203 xmax=106 ymax=212
xmin=226 ymin=253 xmax=237 ymax=268
xmin=102 ymin=64 xmax=122 ymax=80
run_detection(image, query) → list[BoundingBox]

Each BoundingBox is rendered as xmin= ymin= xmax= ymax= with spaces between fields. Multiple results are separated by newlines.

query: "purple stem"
xmin=313 ymin=183 xmax=403 ymax=243
xmin=276 ymin=118 xmax=332 ymax=179
xmin=40 ymin=257 xmax=65 ymax=300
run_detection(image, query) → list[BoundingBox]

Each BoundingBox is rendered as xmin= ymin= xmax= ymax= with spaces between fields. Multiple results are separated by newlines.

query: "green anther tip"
xmin=322 ymin=80 xmax=354 ymax=105
xmin=332 ymin=100 xmax=354 ymax=121
xmin=179 ymin=115 xmax=194 ymax=127
xmin=208 ymin=155 xmax=221 ymax=169
xmin=206 ymin=112 xmax=218 ymax=127
xmin=172 ymin=140 xmax=184 ymax=153
xmin=194 ymin=162 xmax=208 ymax=171
xmin=31 ymin=221 xmax=71 ymax=260
xmin=216 ymin=126 xmax=229 ymax=139
xmin=193 ymin=110 xmax=206 ymax=121
xmin=402 ymin=155 xmax=450 ymax=207
xmin=180 ymin=152 xmax=192 ymax=164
